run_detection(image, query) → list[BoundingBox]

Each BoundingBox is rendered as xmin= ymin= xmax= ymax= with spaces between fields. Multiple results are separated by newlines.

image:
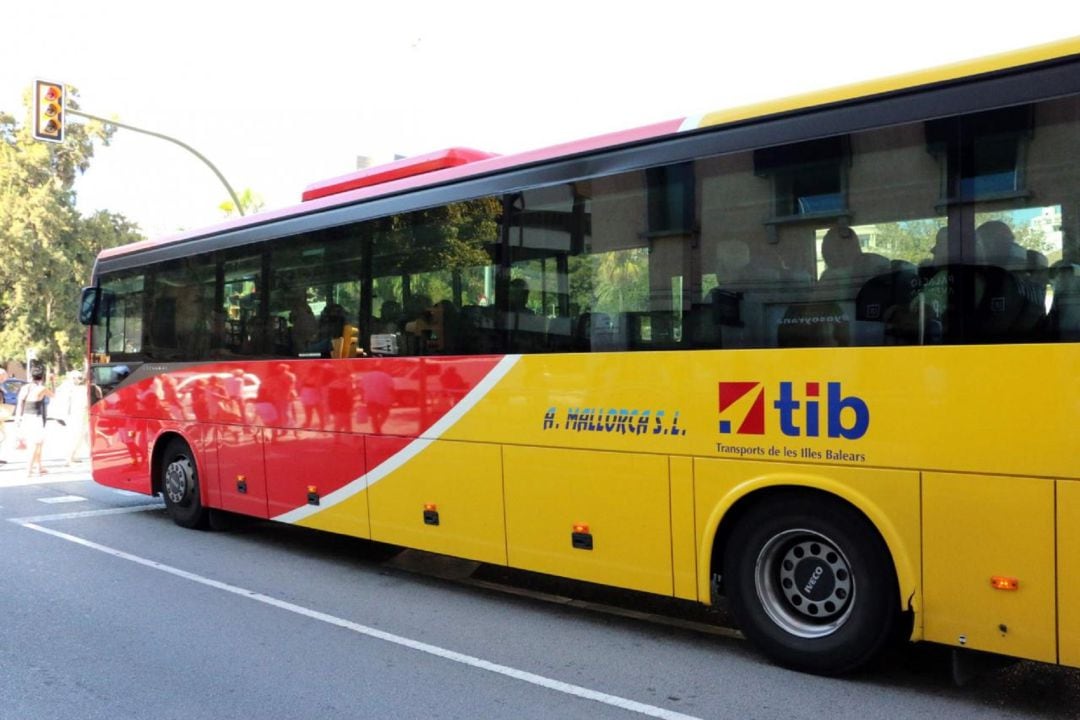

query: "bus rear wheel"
xmin=723 ymin=493 xmax=898 ymax=675
xmin=161 ymin=438 xmax=209 ymax=530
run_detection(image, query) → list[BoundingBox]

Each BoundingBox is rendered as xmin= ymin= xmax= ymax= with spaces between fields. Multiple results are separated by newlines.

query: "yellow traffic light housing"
xmin=33 ymin=79 xmax=65 ymax=143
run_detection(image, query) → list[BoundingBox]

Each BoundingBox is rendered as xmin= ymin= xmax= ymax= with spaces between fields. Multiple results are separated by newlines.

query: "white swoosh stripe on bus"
xmin=273 ymin=354 xmax=522 ymax=524
xmin=677 ymin=115 xmax=704 ymax=132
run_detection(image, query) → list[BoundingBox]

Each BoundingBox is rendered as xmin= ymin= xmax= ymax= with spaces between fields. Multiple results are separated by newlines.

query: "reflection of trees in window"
xmin=568 ymin=255 xmax=595 ymax=316
xmin=593 ymin=248 xmax=649 ymax=313
xmin=96 ymin=273 xmax=144 ymax=355
xmin=976 ymin=210 xmax=1060 ymax=261
xmin=371 ymin=198 xmax=500 ymax=308
xmin=221 ymin=256 xmax=263 ymax=355
xmin=869 ymin=219 xmax=944 ymax=264
xmin=150 ymin=257 xmax=214 ymax=359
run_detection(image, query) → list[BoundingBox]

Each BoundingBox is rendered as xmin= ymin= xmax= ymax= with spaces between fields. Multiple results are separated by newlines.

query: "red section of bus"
xmin=89 ymin=356 xmax=501 ymax=511
xmin=90 ymin=414 xmax=156 ymax=496
xmin=302 ymin=148 xmax=499 ymax=202
xmin=264 ymin=429 xmax=368 ymax=519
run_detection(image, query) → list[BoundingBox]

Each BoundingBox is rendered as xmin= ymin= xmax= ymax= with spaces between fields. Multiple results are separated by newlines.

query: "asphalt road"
xmin=1 ymin=425 xmax=1079 ymax=719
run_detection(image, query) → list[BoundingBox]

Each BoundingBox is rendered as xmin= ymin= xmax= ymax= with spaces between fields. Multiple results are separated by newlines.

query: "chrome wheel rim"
xmin=754 ymin=528 xmax=855 ymax=638
xmin=164 ymin=455 xmax=195 ymax=506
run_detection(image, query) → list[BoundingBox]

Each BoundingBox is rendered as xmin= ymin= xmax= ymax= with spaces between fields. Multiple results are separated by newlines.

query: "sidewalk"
xmin=0 ymin=419 xmax=91 ymax=486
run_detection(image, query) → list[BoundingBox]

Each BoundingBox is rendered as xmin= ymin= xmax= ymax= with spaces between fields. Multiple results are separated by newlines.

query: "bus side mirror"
xmin=79 ymin=286 xmax=101 ymax=326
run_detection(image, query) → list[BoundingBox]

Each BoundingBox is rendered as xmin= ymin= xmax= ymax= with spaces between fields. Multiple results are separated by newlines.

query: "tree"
xmin=593 ymin=248 xmax=649 ymax=313
xmin=219 ymin=187 xmax=265 ymax=217
xmin=0 ymin=85 xmax=142 ymax=372
xmin=871 ymin=219 xmax=942 ymax=265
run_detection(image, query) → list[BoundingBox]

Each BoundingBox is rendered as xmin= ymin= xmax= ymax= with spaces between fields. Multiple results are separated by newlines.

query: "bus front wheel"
xmin=161 ymin=438 xmax=209 ymax=530
xmin=723 ymin=493 xmax=898 ymax=675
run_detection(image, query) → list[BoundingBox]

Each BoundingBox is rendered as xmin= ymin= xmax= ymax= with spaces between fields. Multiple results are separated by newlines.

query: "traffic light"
xmin=33 ymin=79 xmax=65 ymax=143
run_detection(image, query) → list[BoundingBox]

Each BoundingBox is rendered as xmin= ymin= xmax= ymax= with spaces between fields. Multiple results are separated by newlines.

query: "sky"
xmin=2 ymin=2 xmax=1078 ymax=240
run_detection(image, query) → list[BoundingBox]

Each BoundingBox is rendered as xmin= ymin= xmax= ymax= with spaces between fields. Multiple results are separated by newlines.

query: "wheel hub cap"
xmin=164 ymin=457 xmax=193 ymax=505
xmin=755 ymin=530 xmax=856 ymax=638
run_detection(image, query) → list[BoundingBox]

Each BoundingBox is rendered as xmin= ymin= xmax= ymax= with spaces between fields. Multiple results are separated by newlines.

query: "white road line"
xmin=8 ymin=503 xmax=164 ymax=524
xmin=37 ymin=495 xmax=88 ymax=504
xmin=0 ymin=472 xmax=90 ymax=489
xmin=17 ymin=521 xmax=704 ymax=720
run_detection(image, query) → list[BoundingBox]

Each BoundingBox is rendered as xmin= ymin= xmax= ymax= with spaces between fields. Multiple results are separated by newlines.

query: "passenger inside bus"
xmin=288 ymin=294 xmax=318 ymax=354
xmin=508 ymin=278 xmax=533 ymax=314
xmin=302 ymin=303 xmax=361 ymax=358
xmin=1048 ymin=260 xmax=1080 ymax=341
xmin=819 ymin=225 xmax=889 ymax=283
xmin=373 ymin=300 xmax=402 ymax=334
xmin=403 ymin=294 xmax=435 ymax=355
xmin=977 ymin=220 xmax=1031 ymax=269
xmin=920 ymin=227 xmax=950 ymax=268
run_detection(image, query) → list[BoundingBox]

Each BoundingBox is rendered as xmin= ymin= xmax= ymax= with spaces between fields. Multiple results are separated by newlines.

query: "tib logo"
xmin=718 ymin=382 xmax=870 ymax=439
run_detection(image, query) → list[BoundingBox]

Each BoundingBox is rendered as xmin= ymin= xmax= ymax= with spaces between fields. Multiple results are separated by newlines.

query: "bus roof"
xmin=98 ymin=35 xmax=1080 ymax=263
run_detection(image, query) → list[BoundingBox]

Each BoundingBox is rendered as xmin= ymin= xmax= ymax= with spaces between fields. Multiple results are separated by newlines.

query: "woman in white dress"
xmin=16 ymin=366 xmax=54 ymax=477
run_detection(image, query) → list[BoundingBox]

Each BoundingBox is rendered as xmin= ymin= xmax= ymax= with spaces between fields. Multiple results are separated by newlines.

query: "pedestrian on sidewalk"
xmin=16 ymin=365 xmax=54 ymax=477
xmin=63 ymin=369 xmax=90 ymax=464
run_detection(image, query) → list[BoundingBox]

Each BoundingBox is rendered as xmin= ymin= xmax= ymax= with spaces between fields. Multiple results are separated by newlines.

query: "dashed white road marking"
xmin=0 ymin=472 xmax=90 ymax=489
xmin=17 ymin=520 xmax=704 ymax=720
xmin=37 ymin=495 xmax=88 ymax=504
xmin=8 ymin=503 xmax=164 ymax=524
xmin=111 ymin=490 xmax=146 ymax=497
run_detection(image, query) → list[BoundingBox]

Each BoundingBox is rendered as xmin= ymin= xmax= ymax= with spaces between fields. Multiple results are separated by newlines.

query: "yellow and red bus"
xmin=81 ymin=37 xmax=1080 ymax=675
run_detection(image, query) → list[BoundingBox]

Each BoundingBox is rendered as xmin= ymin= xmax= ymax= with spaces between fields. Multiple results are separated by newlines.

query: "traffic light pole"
xmin=67 ymin=108 xmax=245 ymax=216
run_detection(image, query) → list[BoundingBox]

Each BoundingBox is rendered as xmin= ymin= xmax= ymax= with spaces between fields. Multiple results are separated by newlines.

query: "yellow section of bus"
xmin=295 ymin=343 xmax=1075 ymax=663
xmin=693 ymin=458 xmax=921 ymax=618
xmin=690 ymin=36 xmax=1080 ymax=131
xmin=442 ymin=345 xmax=1078 ymax=481
xmin=923 ymin=473 xmax=1056 ymax=662
xmin=1058 ymin=480 xmax=1080 ymax=666
xmin=367 ymin=439 xmax=506 ymax=565
xmin=503 ymin=445 xmax=674 ymax=595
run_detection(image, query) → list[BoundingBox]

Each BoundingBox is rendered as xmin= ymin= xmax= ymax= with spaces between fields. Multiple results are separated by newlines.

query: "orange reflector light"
xmin=307 ymin=485 xmax=318 ymax=494
xmin=991 ymin=576 xmax=1019 ymax=591
xmin=573 ymin=523 xmax=590 ymax=534
xmin=424 ymin=503 xmax=437 ymax=511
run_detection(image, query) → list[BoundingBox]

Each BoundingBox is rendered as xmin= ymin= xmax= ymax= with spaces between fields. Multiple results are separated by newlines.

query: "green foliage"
xmin=372 ymin=198 xmax=501 ymax=307
xmin=219 ymin=187 xmax=265 ymax=217
xmin=871 ymin=219 xmax=942 ymax=264
xmin=592 ymin=248 xmax=650 ymax=313
xmin=0 ymin=86 xmax=142 ymax=371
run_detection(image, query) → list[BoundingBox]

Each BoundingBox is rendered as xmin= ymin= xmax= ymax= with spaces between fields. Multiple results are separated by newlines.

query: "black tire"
xmin=723 ymin=493 xmax=899 ymax=675
xmin=160 ymin=438 xmax=209 ymax=529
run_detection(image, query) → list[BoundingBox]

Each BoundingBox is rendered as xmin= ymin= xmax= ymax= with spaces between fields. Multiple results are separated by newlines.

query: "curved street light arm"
xmin=68 ymin=108 xmax=245 ymax=216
